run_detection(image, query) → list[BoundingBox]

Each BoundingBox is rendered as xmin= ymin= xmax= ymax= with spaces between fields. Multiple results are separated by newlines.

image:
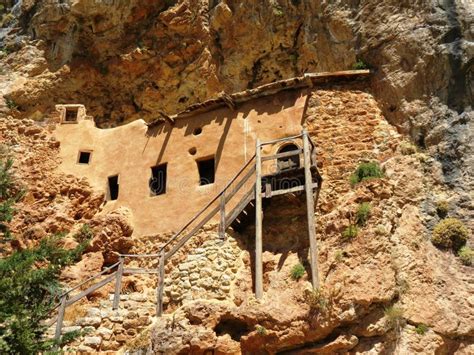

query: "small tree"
xmin=0 ymin=235 xmax=89 ymax=353
xmin=349 ymin=162 xmax=384 ymax=187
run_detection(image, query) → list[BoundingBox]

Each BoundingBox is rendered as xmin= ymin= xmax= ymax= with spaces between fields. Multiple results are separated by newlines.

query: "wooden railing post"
xmin=156 ymin=250 xmax=165 ymax=317
xmin=302 ymin=130 xmax=320 ymax=289
xmin=54 ymin=295 xmax=67 ymax=344
xmin=255 ymin=138 xmax=263 ymax=299
xmin=219 ymin=193 xmax=226 ymax=239
xmin=112 ymin=257 xmax=124 ymax=310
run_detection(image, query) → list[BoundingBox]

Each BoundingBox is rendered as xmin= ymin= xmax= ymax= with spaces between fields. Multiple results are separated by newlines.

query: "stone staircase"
xmin=46 ymin=292 xmax=155 ymax=352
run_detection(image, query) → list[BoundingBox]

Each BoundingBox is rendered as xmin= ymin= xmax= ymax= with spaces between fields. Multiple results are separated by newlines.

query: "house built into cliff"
xmin=54 ymin=70 xmax=370 ymax=237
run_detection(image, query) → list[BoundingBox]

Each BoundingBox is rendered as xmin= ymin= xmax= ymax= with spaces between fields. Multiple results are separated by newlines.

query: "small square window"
xmin=78 ymin=151 xmax=91 ymax=164
xmin=65 ymin=107 xmax=78 ymax=122
xmin=197 ymin=157 xmax=215 ymax=186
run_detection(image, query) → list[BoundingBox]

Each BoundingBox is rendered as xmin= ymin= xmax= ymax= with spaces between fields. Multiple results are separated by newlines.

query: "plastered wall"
xmin=54 ymin=90 xmax=307 ymax=236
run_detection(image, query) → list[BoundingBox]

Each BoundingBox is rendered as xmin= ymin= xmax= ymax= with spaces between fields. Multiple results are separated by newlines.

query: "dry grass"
xmin=124 ymin=327 xmax=151 ymax=351
xmin=63 ymin=299 xmax=88 ymax=323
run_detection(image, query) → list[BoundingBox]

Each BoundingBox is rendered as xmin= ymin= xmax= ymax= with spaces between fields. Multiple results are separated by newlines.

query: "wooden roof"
xmin=148 ymin=70 xmax=370 ymax=127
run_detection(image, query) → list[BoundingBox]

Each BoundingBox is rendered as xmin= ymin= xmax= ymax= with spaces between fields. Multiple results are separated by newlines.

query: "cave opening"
xmin=214 ymin=317 xmax=250 ymax=341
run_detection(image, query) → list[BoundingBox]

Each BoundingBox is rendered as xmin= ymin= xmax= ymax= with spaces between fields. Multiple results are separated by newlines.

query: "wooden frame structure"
xmin=49 ymin=131 xmax=322 ymax=342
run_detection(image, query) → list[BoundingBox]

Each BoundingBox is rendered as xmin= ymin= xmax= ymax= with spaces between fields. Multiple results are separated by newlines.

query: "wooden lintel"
xmin=158 ymin=111 xmax=176 ymax=125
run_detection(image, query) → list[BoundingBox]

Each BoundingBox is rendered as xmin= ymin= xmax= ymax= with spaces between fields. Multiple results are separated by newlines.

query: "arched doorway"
xmin=277 ymin=143 xmax=300 ymax=172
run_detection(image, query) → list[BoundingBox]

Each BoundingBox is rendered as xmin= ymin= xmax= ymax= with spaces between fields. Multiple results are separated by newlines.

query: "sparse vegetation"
xmin=415 ymin=323 xmax=429 ymax=335
xmin=435 ymin=200 xmax=449 ymax=218
xmin=271 ymin=2 xmax=284 ymax=16
xmin=63 ymin=300 xmax=88 ymax=323
xmin=290 ymin=263 xmax=305 ymax=281
xmin=396 ymin=278 xmax=409 ymax=295
xmin=375 ymin=224 xmax=388 ymax=236
xmin=432 ymin=218 xmax=468 ymax=252
xmin=458 ymin=246 xmax=473 ymax=266
xmin=256 ymin=325 xmax=267 ymax=335
xmin=349 ymin=162 xmax=384 ymax=187
xmin=355 ymin=202 xmax=371 ymax=226
xmin=334 ymin=250 xmax=345 ymax=262
xmin=342 ymin=225 xmax=359 ymax=239
xmin=384 ymin=306 xmax=404 ymax=330
xmin=123 ymin=327 xmax=151 ymax=352
xmin=400 ymin=141 xmax=417 ymax=155
xmin=303 ymin=288 xmax=329 ymax=313
xmin=74 ymin=224 xmax=93 ymax=243
xmin=5 ymin=98 xmax=17 ymax=110
xmin=352 ymin=59 xmax=368 ymax=70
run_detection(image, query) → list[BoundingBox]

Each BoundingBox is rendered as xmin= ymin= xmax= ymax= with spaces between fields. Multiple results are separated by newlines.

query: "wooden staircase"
xmin=49 ymin=130 xmax=322 ymax=345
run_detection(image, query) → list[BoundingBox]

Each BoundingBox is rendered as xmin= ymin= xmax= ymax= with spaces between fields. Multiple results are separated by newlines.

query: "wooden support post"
xmin=156 ymin=250 xmax=165 ymax=317
xmin=265 ymin=181 xmax=272 ymax=198
xmin=112 ymin=257 xmax=124 ymax=310
xmin=255 ymin=139 xmax=263 ymax=299
xmin=219 ymin=193 xmax=226 ymax=239
xmin=303 ymin=130 xmax=320 ymax=289
xmin=54 ymin=295 xmax=67 ymax=343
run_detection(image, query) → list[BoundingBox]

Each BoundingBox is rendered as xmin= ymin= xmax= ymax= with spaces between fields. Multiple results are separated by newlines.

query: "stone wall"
xmin=47 ymin=292 xmax=154 ymax=352
xmin=164 ymin=233 xmax=242 ymax=305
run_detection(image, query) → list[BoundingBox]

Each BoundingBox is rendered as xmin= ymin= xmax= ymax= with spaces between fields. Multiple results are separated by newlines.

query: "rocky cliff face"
xmin=0 ymin=0 xmax=473 ymax=353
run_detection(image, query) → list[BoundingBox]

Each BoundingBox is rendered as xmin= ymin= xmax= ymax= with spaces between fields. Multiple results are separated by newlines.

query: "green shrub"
xmin=303 ymin=288 xmax=328 ymax=312
xmin=384 ymin=306 xmax=404 ymax=330
xmin=290 ymin=263 xmax=305 ymax=281
xmin=0 ymin=235 xmax=88 ymax=353
xmin=415 ymin=323 xmax=429 ymax=335
xmin=352 ymin=59 xmax=368 ymax=70
xmin=74 ymin=224 xmax=93 ymax=243
xmin=342 ymin=225 xmax=358 ymax=239
xmin=400 ymin=141 xmax=417 ymax=155
xmin=0 ymin=155 xmax=24 ymax=240
xmin=255 ymin=325 xmax=267 ymax=335
xmin=5 ymin=98 xmax=17 ymax=110
xmin=349 ymin=162 xmax=384 ymax=187
xmin=356 ymin=202 xmax=371 ymax=226
xmin=458 ymin=246 xmax=473 ymax=266
xmin=432 ymin=218 xmax=468 ymax=252
xmin=435 ymin=200 xmax=449 ymax=218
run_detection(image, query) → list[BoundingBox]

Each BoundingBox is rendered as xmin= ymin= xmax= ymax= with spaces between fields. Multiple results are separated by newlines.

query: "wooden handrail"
xmin=159 ymin=153 xmax=257 ymax=252
xmin=259 ymin=133 xmax=303 ymax=146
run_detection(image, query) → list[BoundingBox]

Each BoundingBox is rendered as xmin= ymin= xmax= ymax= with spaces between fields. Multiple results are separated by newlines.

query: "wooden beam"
xmin=261 ymin=149 xmax=303 ymax=162
xmin=225 ymin=186 xmax=255 ymax=228
xmin=265 ymin=181 xmax=272 ymax=198
xmin=303 ymin=130 xmax=320 ymax=289
xmin=219 ymin=91 xmax=237 ymax=110
xmin=158 ymin=110 xmax=175 ymax=125
xmin=157 ymin=250 xmax=165 ymax=317
xmin=66 ymin=274 xmax=116 ymax=306
xmin=255 ymin=139 xmax=263 ymax=299
xmin=54 ymin=296 xmax=67 ymax=342
xmin=219 ymin=193 xmax=226 ymax=239
xmin=123 ymin=268 xmax=159 ymax=275
xmin=112 ymin=257 xmax=124 ymax=310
